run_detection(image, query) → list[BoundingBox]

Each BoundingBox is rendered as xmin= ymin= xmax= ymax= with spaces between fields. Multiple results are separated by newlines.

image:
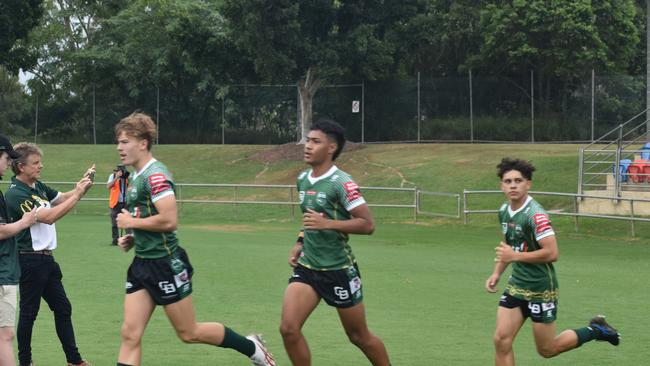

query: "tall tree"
xmin=469 ymin=0 xmax=640 ymax=104
xmin=0 ymin=0 xmax=44 ymax=72
xmin=222 ymin=0 xmax=423 ymax=142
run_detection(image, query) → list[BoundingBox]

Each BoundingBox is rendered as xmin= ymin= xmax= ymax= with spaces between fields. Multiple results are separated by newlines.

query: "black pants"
xmin=17 ymin=254 xmax=83 ymax=365
xmin=110 ymin=202 xmax=125 ymax=245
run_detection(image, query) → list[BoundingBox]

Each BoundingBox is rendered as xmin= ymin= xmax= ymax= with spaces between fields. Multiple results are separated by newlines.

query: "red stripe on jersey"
xmin=149 ymin=173 xmax=171 ymax=196
xmin=533 ymin=213 xmax=552 ymax=234
xmin=343 ymin=181 xmax=362 ymax=202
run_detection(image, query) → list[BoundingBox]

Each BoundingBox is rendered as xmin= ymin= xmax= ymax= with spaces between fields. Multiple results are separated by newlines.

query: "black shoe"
xmin=589 ymin=315 xmax=620 ymax=346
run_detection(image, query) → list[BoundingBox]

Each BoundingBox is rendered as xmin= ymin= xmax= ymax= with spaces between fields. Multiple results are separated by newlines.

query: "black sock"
xmin=117 ymin=363 xmax=133 ymax=366
xmin=218 ymin=326 xmax=256 ymax=357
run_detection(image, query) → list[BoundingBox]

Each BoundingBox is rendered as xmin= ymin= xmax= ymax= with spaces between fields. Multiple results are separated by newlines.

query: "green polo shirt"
xmin=4 ymin=177 xmax=61 ymax=252
xmin=0 ymin=190 xmax=20 ymax=284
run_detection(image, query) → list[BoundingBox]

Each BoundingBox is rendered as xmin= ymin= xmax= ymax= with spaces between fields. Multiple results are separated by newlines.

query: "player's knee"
xmin=52 ymin=301 xmax=72 ymax=318
xmin=493 ymin=332 xmax=513 ymax=353
xmin=0 ymin=328 xmax=15 ymax=342
xmin=176 ymin=327 xmax=200 ymax=344
xmin=345 ymin=329 xmax=371 ymax=348
xmin=120 ymin=323 xmax=143 ymax=345
xmin=536 ymin=345 xmax=558 ymax=359
xmin=279 ymin=322 xmax=301 ymax=341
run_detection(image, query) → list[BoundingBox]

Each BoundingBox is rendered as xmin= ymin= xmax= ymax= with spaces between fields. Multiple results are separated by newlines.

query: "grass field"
xmin=18 ymin=215 xmax=649 ymax=365
xmin=4 ymin=143 xmax=649 ymax=365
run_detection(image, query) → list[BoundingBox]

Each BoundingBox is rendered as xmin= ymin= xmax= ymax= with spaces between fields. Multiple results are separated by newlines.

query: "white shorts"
xmin=0 ymin=285 xmax=18 ymax=327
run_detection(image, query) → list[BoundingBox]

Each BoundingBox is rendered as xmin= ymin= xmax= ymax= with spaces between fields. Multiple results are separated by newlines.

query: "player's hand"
xmin=495 ymin=242 xmax=516 ymax=263
xmin=485 ymin=273 xmax=500 ymax=293
xmin=302 ymin=209 xmax=329 ymax=230
xmin=19 ymin=209 xmax=38 ymax=228
xmin=116 ymin=209 xmax=134 ymax=229
xmin=117 ymin=234 xmax=134 ymax=252
xmin=288 ymin=243 xmax=303 ymax=267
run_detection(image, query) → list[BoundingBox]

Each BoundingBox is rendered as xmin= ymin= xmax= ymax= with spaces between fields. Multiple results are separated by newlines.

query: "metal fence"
xmin=14 ymin=71 xmax=647 ymax=144
xmin=3 ymin=181 xmax=646 ymax=235
xmin=463 ymin=190 xmax=650 ymax=237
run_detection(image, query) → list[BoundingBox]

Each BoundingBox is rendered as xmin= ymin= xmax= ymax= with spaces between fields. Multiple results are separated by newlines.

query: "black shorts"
xmin=499 ymin=292 xmax=558 ymax=323
xmin=125 ymin=247 xmax=194 ymax=305
xmin=289 ymin=264 xmax=363 ymax=308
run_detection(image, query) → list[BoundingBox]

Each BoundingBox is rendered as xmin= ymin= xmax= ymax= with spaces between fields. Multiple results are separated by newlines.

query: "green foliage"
xmin=0 ymin=0 xmax=43 ymax=71
xmin=0 ymin=67 xmax=32 ymax=137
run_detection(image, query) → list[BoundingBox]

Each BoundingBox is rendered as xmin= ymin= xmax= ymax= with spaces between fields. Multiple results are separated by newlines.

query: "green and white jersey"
xmin=499 ymin=195 xmax=559 ymax=302
xmin=0 ymin=190 xmax=20 ymax=284
xmin=297 ymin=165 xmax=366 ymax=271
xmin=126 ymin=159 xmax=179 ymax=259
xmin=5 ymin=177 xmax=60 ymax=252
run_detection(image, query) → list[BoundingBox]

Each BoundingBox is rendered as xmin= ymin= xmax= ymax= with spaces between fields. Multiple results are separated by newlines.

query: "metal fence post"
xmin=417 ymin=72 xmax=421 ymax=142
xmin=591 ymin=69 xmax=595 ymax=141
xmin=573 ymin=195 xmax=579 ymax=233
xmin=463 ymin=190 xmax=468 ymax=224
xmin=413 ymin=188 xmax=418 ymax=223
xmin=221 ymin=95 xmax=225 ymax=144
xmin=469 ymin=69 xmax=474 ymax=143
xmin=614 ymin=125 xmax=623 ymax=198
xmin=361 ymin=81 xmax=365 ymax=143
xmin=630 ymin=200 xmax=635 ymax=238
xmin=289 ymin=186 xmax=294 ymax=220
xmin=531 ymin=70 xmax=535 ymax=143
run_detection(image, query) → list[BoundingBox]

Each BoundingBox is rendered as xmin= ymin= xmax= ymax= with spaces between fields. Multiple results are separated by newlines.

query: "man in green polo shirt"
xmin=0 ymin=135 xmax=37 ymax=366
xmin=4 ymin=142 xmax=94 ymax=366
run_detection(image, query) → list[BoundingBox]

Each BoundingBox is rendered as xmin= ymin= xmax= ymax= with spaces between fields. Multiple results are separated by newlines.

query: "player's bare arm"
xmin=302 ymin=204 xmax=374 ymax=234
xmin=116 ymin=194 xmax=177 ymax=232
xmin=495 ymin=236 xmax=559 ymax=264
xmin=0 ymin=209 xmax=37 ymax=239
xmin=36 ymin=178 xmax=92 ymax=224
xmin=485 ymin=259 xmax=509 ymax=293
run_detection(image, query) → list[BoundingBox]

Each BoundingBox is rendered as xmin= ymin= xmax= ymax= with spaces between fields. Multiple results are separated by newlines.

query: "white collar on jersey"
xmin=307 ymin=165 xmax=338 ymax=185
xmin=507 ymin=195 xmax=533 ymax=217
xmin=131 ymin=158 xmax=158 ymax=180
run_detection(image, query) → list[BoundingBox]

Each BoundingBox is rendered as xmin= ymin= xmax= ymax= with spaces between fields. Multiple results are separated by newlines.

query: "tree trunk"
xmin=297 ymin=67 xmax=322 ymax=143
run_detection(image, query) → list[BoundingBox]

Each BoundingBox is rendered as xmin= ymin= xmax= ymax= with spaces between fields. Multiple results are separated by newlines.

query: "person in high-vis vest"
xmin=107 ymin=165 xmax=129 ymax=246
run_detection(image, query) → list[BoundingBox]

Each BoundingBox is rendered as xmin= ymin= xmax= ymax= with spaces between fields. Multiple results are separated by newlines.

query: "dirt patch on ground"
xmin=249 ymin=141 xmax=364 ymax=163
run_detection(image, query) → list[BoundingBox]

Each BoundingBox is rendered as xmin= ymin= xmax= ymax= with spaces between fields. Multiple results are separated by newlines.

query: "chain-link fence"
xmin=17 ymin=71 xmax=648 ymax=144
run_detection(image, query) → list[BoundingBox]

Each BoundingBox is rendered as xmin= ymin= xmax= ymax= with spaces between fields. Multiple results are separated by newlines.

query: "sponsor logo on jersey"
xmin=343 ymin=181 xmax=361 ymax=201
xmin=306 ymin=190 xmax=317 ymax=196
xmin=149 ymin=173 xmax=171 ymax=196
xmin=299 ymin=191 xmax=305 ymax=203
xmin=502 ymin=223 xmax=508 ymax=234
xmin=533 ymin=213 xmax=552 ymax=234
xmin=316 ymin=192 xmax=327 ymax=205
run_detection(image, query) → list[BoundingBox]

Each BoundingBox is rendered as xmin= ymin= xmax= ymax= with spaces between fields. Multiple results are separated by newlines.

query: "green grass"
xmin=19 ymin=215 xmax=649 ymax=365
xmin=4 ymin=143 xmax=649 ymax=364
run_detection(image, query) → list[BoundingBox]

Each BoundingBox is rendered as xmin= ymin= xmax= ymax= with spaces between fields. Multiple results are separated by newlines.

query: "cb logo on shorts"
xmin=158 ymin=281 xmax=176 ymax=294
xmin=334 ymin=286 xmax=349 ymax=300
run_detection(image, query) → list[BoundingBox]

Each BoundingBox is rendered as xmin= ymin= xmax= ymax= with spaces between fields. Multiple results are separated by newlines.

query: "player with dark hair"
xmin=280 ymin=119 xmax=391 ymax=366
xmin=486 ymin=157 xmax=620 ymax=366
xmin=113 ymin=112 xmax=274 ymax=366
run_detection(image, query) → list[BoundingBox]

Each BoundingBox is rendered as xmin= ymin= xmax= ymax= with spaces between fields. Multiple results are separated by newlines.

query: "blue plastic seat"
xmin=613 ymin=159 xmax=632 ymax=182
xmin=641 ymin=142 xmax=650 ymax=160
